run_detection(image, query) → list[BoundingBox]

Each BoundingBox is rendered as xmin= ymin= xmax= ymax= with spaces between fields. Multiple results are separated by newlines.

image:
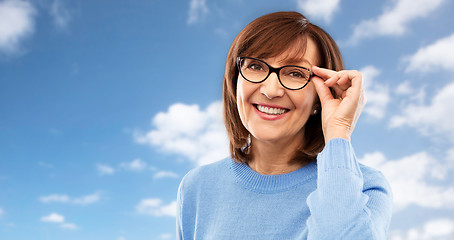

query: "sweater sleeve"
xmin=306 ymin=138 xmax=393 ymax=240
xmin=176 ymin=180 xmax=183 ymax=239
xmin=176 ymin=173 xmax=187 ymax=240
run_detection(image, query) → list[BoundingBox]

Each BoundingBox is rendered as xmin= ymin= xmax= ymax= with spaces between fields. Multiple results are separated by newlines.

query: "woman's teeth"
xmin=257 ymin=105 xmax=287 ymax=115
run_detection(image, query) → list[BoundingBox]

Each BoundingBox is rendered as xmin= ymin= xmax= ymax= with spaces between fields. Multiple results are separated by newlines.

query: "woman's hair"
xmin=223 ymin=11 xmax=344 ymax=163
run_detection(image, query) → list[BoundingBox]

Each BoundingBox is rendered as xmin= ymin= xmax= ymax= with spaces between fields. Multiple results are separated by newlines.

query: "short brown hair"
xmin=223 ymin=11 xmax=344 ymax=163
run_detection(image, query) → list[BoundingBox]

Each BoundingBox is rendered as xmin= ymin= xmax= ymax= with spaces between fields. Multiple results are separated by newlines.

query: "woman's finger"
xmin=351 ymin=88 xmax=367 ymax=131
xmin=312 ymin=67 xmax=363 ymax=103
xmin=324 ymin=74 xmax=340 ymax=87
xmin=337 ymin=72 xmax=351 ymax=90
xmin=316 ymin=69 xmax=351 ymax=92
xmin=311 ymin=76 xmax=334 ymax=103
xmin=331 ymin=84 xmax=345 ymax=99
xmin=344 ymin=70 xmax=363 ymax=101
xmin=312 ymin=66 xmax=337 ymax=80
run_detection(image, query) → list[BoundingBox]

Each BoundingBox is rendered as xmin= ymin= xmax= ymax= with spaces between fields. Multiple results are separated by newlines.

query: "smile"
xmin=254 ymin=104 xmax=289 ymax=115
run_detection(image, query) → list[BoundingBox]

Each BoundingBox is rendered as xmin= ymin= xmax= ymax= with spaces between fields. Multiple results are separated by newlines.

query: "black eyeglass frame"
xmin=236 ymin=56 xmax=314 ymax=90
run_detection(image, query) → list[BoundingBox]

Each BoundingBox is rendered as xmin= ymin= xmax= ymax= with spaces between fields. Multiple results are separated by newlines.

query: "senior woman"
xmin=176 ymin=11 xmax=393 ymax=239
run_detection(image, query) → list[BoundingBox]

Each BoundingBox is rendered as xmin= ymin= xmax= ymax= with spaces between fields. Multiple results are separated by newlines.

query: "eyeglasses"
xmin=237 ymin=57 xmax=314 ymax=90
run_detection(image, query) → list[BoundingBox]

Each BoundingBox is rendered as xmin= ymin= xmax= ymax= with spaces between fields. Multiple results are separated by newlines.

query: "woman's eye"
xmin=248 ymin=63 xmax=263 ymax=71
xmin=289 ymin=71 xmax=305 ymax=78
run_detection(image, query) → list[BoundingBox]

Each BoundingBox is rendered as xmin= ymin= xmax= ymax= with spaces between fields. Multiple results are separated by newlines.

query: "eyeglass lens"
xmin=239 ymin=58 xmax=311 ymax=90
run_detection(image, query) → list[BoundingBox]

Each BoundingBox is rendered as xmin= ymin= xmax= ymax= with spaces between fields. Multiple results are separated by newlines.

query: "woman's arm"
xmin=309 ymin=67 xmax=393 ymax=239
xmin=306 ymin=138 xmax=393 ymax=239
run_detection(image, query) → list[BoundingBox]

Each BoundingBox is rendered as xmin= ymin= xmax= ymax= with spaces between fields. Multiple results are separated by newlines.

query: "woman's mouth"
xmin=254 ymin=104 xmax=289 ymax=115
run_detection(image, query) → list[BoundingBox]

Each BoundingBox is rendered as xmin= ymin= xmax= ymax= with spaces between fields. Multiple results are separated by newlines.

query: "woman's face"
xmin=236 ymin=38 xmax=319 ymax=145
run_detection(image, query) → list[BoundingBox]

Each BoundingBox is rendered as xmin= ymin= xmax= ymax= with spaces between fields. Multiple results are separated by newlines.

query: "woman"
xmin=177 ymin=11 xmax=393 ymax=239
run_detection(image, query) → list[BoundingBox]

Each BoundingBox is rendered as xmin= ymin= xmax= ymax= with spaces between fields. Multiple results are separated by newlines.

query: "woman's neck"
xmin=248 ymin=136 xmax=308 ymax=175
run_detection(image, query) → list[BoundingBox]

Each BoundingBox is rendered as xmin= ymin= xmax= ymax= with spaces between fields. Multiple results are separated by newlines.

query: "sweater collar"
xmin=231 ymin=159 xmax=317 ymax=193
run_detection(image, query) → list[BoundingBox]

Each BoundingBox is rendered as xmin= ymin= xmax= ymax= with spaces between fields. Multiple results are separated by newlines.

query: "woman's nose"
xmin=260 ymin=72 xmax=285 ymax=99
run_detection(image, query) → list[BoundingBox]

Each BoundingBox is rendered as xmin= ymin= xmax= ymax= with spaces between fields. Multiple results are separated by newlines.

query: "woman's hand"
xmin=311 ymin=66 xmax=367 ymax=143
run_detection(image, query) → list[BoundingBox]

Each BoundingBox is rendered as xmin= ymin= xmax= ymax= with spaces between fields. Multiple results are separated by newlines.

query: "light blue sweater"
xmin=176 ymin=138 xmax=393 ymax=239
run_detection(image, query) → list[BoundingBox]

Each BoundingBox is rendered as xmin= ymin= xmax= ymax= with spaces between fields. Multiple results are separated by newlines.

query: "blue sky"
xmin=1 ymin=0 xmax=454 ymax=239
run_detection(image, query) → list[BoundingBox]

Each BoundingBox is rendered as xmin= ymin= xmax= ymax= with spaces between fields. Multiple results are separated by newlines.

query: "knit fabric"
xmin=176 ymin=138 xmax=393 ymax=240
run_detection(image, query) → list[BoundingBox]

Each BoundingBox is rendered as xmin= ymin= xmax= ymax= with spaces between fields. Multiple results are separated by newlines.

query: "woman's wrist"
xmin=324 ymin=128 xmax=351 ymax=143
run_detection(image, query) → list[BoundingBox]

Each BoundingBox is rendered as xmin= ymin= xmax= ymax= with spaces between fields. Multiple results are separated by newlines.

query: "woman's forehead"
xmin=248 ymin=37 xmax=318 ymax=66
xmin=256 ymin=38 xmax=319 ymax=66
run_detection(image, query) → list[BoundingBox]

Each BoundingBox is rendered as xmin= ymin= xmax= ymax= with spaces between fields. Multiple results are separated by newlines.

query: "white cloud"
xmin=360 ymin=66 xmax=390 ymax=119
xmin=50 ymin=0 xmax=70 ymax=30
xmin=41 ymin=212 xmax=79 ymax=229
xmin=40 ymin=192 xmax=100 ymax=205
xmin=0 ymin=207 xmax=3 ymax=217
xmin=153 ymin=170 xmax=178 ymax=179
xmin=97 ymin=163 xmax=115 ymax=175
xmin=297 ymin=0 xmax=341 ymax=23
xmin=405 ymin=33 xmax=454 ymax=73
xmin=187 ymin=0 xmax=208 ymax=25
xmin=160 ymin=233 xmax=172 ymax=239
xmin=395 ymin=81 xmax=413 ymax=95
xmin=447 ymin=148 xmax=454 ymax=161
xmin=423 ymin=219 xmax=454 ymax=239
xmin=41 ymin=212 xmax=64 ymax=223
xmin=348 ymin=0 xmax=445 ymax=44
xmin=0 ymin=0 xmax=36 ymax=54
xmin=40 ymin=194 xmax=70 ymax=203
xmin=119 ymin=158 xmax=147 ymax=171
xmin=360 ymin=151 xmax=454 ymax=212
xmin=135 ymin=101 xmax=229 ymax=166
xmin=60 ymin=222 xmax=78 ymax=229
xmin=390 ymin=218 xmax=454 ymax=240
xmin=72 ymin=192 xmax=100 ymax=205
xmin=394 ymin=81 xmax=427 ymax=107
xmin=390 ymin=81 xmax=454 ymax=140
xmin=118 ymin=237 xmax=126 ymax=240
xmin=99 ymin=159 xmax=151 ymax=174
xmin=136 ymin=198 xmax=176 ymax=217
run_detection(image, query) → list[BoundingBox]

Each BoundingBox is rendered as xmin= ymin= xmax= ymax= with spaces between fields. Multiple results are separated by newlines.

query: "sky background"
xmin=1 ymin=0 xmax=454 ymax=239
